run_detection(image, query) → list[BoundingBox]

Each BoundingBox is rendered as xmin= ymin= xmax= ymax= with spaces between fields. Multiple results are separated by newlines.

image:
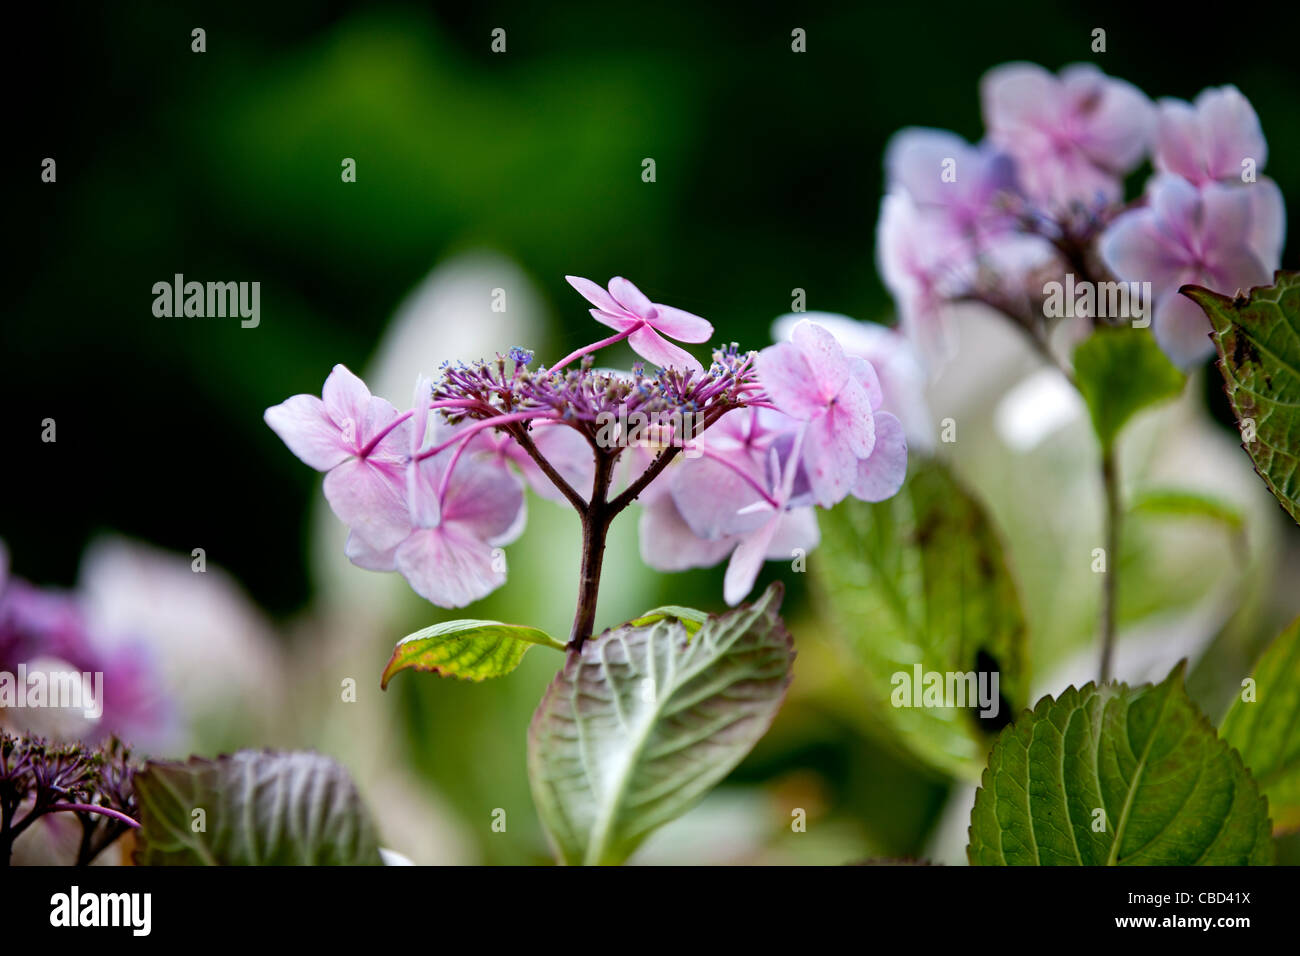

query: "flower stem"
xmin=1098 ymin=447 xmax=1121 ymax=683
xmin=570 ymin=452 xmax=615 ymax=651
xmin=548 ymin=325 xmax=638 ymax=375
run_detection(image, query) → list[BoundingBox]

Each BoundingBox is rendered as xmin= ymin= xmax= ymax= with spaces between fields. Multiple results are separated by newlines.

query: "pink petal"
xmin=638 ymin=495 xmax=738 ymax=573
xmin=1154 ymin=98 xmax=1206 ymax=182
xmin=764 ymin=507 xmax=820 ymax=559
xmin=607 ymin=277 xmax=654 ymax=318
xmin=1061 ymin=63 xmax=1152 ymax=174
xmin=321 ymin=365 xmax=372 ymax=451
xmin=409 ymin=376 xmax=430 ymax=458
xmin=1099 ymin=206 xmax=1187 ymax=299
xmin=627 ymin=325 xmax=704 ymax=373
xmin=849 ymin=357 xmax=884 ymax=410
xmin=1198 ymin=86 xmax=1267 ymax=182
xmin=723 ymin=516 xmax=781 ymax=606
xmin=344 ymin=531 xmax=398 ymax=571
xmin=791 ymin=321 xmax=850 ymax=399
xmin=884 ymin=127 xmax=977 ymax=209
xmin=1155 ymin=292 xmax=1216 ymax=369
xmin=1247 ymin=177 xmax=1286 ymax=268
xmin=981 ymin=61 xmax=1058 ymax=138
xmin=566 ymin=275 xmax=622 ymax=315
xmin=406 ymin=455 xmax=441 ymax=529
xmin=828 ymin=377 xmax=876 ymax=459
xmin=440 ymin=456 xmax=526 ymax=545
xmin=649 ymin=304 xmax=713 ymax=343
xmin=669 ymin=453 xmax=768 ymax=541
xmin=589 ymin=308 xmax=641 ymax=333
xmin=853 ymin=412 xmax=908 ymax=502
xmin=323 ymin=459 xmax=411 ymax=550
xmin=802 ymin=409 xmax=868 ymax=508
xmin=264 ymin=395 xmax=349 ymax=471
xmin=755 ymin=340 xmax=826 ymax=420
xmin=395 ymin=525 xmax=504 ymax=609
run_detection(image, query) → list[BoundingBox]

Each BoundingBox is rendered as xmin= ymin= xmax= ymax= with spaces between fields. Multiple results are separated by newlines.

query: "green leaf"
xmin=814 ymin=457 xmax=1027 ymax=780
xmin=1221 ymin=616 xmax=1300 ymax=833
xmin=968 ymin=663 xmax=1273 ymax=865
xmin=1073 ymin=326 xmax=1186 ymax=451
xmin=1129 ymin=487 xmax=1244 ymax=532
xmin=1186 ymin=271 xmax=1300 ymax=524
xmin=134 ymin=751 xmax=383 ymax=865
xmin=528 ymin=583 xmax=793 ymax=865
xmin=624 ymin=604 xmax=709 ymax=635
xmin=380 ymin=619 xmax=565 ymax=689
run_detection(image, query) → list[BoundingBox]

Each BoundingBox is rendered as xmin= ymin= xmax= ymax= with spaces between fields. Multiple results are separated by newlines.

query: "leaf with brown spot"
xmin=1185 ymin=271 xmax=1300 ymax=524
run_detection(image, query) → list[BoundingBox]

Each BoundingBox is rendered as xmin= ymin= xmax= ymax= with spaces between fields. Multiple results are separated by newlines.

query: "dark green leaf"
xmin=968 ymin=663 xmax=1273 ymax=865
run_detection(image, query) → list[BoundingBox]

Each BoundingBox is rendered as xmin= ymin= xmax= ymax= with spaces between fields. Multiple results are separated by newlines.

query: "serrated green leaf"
xmin=1221 ymin=616 xmax=1300 ymax=834
xmin=1073 ymin=326 xmax=1186 ymax=451
xmin=968 ymin=663 xmax=1273 ymax=865
xmin=814 ymin=458 xmax=1027 ymax=780
xmin=527 ymin=583 xmax=793 ymax=865
xmin=624 ymin=604 xmax=709 ymax=635
xmin=133 ymin=751 xmax=383 ymax=865
xmin=380 ymin=619 xmax=564 ymax=689
xmin=1187 ymin=271 xmax=1300 ymax=524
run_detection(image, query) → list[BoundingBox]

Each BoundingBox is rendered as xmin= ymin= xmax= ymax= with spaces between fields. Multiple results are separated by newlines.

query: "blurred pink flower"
xmin=981 ymin=62 xmax=1153 ymax=209
xmin=1100 ymin=175 xmax=1272 ymax=367
xmin=1153 ymin=85 xmax=1286 ymax=267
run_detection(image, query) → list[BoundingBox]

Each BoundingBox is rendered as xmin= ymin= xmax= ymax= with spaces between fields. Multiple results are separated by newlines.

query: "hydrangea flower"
xmin=563 ymin=276 xmax=713 ymax=374
xmin=981 ymin=62 xmax=1152 ymax=209
xmin=266 ymin=285 xmax=907 ymax=631
xmin=1153 ymin=85 xmax=1286 ymax=267
xmin=1100 ymin=175 xmax=1272 ymax=366
xmin=755 ymin=320 xmax=878 ymax=507
xmin=0 ymin=540 xmax=171 ymax=746
xmin=771 ymin=312 xmax=932 ymax=449
xmin=874 ymin=61 xmax=1284 ymax=373
xmin=264 ymin=365 xmax=413 ymax=553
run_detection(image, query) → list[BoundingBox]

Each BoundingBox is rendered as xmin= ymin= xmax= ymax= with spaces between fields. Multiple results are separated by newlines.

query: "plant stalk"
xmin=1099 ymin=447 xmax=1121 ymax=683
xmin=569 ymin=451 xmax=615 ymax=651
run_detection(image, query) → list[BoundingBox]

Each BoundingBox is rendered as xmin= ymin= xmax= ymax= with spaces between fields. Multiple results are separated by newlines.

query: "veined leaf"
xmin=528 ymin=583 xmax=793 ymax=865
xmin=134 ymin=751 xmax=383 ymax=865
xmin=814 ymin=457 xmax=1027 ymax=780
xmin=968 ymin=663 xmax=1273 ymax=865
xmin=1073 ymin=326 xmax=1186 ymax=452
xmin=381 ymin=619 xmax=565 ymax=688
xmin=1221 ymin=616 xmax=1300 ymax=833
xmin=1186 ymin=271 xmax=1300 ymax=523
xmin=1129 ymin=488 xmax=1244 ymax=532
xmin=624 ymin=604 xmax=709 ymax=635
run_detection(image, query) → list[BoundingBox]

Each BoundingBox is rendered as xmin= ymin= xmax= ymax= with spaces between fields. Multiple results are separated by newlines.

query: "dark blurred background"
xmin=5 ymin=1 xmax=1300 ymax=863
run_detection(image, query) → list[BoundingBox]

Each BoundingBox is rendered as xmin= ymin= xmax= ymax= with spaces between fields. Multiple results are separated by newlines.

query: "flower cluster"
xmin=877 ymin=61 xmax=1286 ymax=367
xmin=266 ymin=277 xmax=907 ymax=618
xmin=0 ymin=541 xmax=169 ymax=745
xmin=0 ymin=731 xmax=139 ymax=865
